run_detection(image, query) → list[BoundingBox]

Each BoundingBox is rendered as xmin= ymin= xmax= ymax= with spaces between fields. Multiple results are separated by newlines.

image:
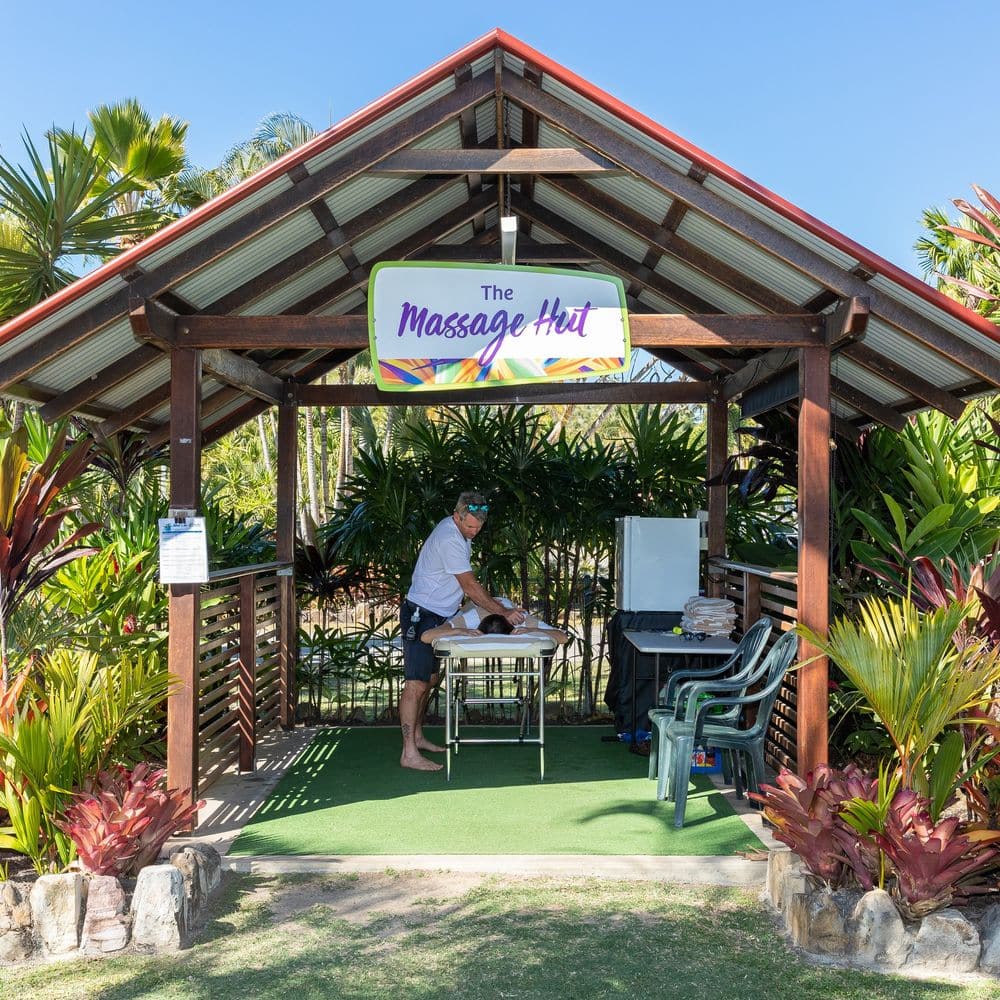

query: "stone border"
xmin=0 ymin=843 xmax=223 ymax=964
xmin=766 ymin=847 xmax=1000 ymax=978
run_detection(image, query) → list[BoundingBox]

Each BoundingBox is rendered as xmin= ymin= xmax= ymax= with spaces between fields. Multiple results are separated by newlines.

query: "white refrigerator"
xmin=615 ymin=516 xmax=700 ymax=612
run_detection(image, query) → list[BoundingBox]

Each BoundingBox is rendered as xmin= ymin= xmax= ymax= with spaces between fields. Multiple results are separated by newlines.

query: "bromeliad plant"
xmin=753 ymin=765 xmax=1000 ymax=918
xmin=56 ymin=763 xmax=202 ymax=878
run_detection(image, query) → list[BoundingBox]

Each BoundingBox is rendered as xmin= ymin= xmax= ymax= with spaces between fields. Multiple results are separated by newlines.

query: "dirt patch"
xmin=249 ymin=870 xmax=490 ymax=925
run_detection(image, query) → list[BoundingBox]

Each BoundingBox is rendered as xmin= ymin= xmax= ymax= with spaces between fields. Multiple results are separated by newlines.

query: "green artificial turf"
xmin=229 ymin=726 xmax=762 ymax=857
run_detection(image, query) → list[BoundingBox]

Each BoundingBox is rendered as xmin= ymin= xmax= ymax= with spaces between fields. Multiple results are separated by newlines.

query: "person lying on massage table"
xmin=421 ymin=596 xmax=569 ymax=646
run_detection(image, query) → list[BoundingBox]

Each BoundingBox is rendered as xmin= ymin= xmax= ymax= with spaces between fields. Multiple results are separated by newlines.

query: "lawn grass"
xmin=4 ymin=872 xmax=996 ymax=1000
xmin=229 ymin=726 xmax=760 ymax=857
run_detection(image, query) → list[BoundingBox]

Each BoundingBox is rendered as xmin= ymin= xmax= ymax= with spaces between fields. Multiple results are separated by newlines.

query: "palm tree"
xmin=0 ymin=131 xmax=160 ymax=319
xmin=916 ymin=185 xmax=1000 ymax=320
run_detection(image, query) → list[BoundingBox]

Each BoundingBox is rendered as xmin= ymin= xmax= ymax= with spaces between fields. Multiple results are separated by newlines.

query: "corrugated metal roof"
xmin=0 ymin=28 xmax=995 ymax=441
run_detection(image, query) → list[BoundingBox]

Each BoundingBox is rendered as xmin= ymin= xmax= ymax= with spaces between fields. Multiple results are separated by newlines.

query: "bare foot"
xmin=401 ymin=752 xmax=443 ymax=772
xmin=416 ymin=737 xmax=445 ymax=753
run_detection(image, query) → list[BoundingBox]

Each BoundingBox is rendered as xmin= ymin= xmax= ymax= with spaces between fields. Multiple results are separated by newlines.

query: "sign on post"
xmin=368 ymin=262 xmax=630 ymax=391
xmin=158 ymin=516 xmax=209 ymax=584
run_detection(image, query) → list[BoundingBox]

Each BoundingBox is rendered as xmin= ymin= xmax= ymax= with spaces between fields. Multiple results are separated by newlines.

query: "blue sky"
xmin=5 ymin=0 xmax=998 ymax=276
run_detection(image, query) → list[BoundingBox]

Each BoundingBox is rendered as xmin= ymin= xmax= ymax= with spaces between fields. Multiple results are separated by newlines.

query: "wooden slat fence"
xmin=712 ymin=558 xmax=799 ymax=774
xmin=197 ymin=562 xmax=288 ymax=791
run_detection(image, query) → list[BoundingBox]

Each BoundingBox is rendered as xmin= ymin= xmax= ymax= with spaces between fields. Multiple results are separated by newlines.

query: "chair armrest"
xmin=664 ymin=661 xmax=734 ymax=705
xmin=692 ymin=694 xmax=758 ymax=741
xmin=679 ymin=677 xmax=757 ymax=720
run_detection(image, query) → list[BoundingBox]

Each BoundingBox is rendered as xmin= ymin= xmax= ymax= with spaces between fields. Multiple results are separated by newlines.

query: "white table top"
xmin=623 ymin=630 xmax=737 ymax=656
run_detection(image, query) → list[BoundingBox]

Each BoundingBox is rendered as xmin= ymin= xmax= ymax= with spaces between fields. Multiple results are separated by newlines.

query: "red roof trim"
xmin=3 ymin=26 xmax=997 ymax=348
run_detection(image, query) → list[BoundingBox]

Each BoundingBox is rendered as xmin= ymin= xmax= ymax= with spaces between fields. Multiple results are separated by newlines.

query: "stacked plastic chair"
xmin=657 ymin=629 xmax=799 ymax=827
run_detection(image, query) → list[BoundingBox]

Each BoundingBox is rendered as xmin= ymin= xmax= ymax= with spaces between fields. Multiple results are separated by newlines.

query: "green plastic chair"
xmin=647 ymin=617 xmax=772 ymax=782
xmin=659 ymin=629 xmax=798 ymax=827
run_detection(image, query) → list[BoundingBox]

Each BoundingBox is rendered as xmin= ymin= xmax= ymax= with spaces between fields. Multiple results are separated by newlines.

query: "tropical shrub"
xmin=56 ymin=763 xmax=202 ymax=877
xmin=799 ymin=596 xmax=1000 ymax=802
xmin=0 ymin=423 xmax=98 ymax=681
xmin=0 ymin=647 xmax=173 ymax=872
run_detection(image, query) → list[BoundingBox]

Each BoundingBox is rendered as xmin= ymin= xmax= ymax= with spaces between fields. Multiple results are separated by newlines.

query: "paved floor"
xmin=169 ymin=726 xmax=778 ymax=887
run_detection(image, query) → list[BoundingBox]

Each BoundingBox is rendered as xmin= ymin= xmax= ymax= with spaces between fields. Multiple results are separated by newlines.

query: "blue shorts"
xmin=401 ymin=600 xmax=449 ymax=682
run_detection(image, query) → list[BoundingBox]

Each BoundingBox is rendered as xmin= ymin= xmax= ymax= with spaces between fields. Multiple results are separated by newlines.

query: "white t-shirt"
xmin=406 ymin=516 xmax=473 ymax=617
xmin=451 ymin=597 xmax=555 ymax=632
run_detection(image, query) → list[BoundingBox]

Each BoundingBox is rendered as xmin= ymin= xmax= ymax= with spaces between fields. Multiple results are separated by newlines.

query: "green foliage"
xmin=800 ymin=596 xmax=1000 ymax=796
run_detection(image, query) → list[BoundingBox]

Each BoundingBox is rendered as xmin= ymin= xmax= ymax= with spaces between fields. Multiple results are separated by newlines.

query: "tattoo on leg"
xmin=401 ymin=724 xmax=411 ymax=740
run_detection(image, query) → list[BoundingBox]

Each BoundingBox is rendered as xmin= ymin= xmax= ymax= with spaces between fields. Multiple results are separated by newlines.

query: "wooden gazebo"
xmin=2 ymin=29 xmax=998 ymax=809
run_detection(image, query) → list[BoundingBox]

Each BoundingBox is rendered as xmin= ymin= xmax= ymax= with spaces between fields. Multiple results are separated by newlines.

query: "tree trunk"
xmin=257 ymin=414 xmax=273 ymax=480
xmin=303 ymin=405 xmax=321 ymax=524
xmin=319 ymin=377 xmax=330 ymax=512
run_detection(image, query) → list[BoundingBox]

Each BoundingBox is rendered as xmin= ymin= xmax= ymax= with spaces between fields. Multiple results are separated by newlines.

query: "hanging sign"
xmin=368 ymin=262 xmax=630 ymax=391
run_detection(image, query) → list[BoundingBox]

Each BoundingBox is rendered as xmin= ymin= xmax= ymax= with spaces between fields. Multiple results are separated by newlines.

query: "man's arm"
xmin=455 ymin=572 xmax=525 ymax=625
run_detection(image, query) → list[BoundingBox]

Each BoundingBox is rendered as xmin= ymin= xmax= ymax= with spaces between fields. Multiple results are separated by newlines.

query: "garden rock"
xmin=131 ymin=865 xmax=186 ymax=951
xmin=29 ymin=873 xmax=83 ymax=955
xmin=170 ymin=842 xmax=222 ymax=904
xmin=979 ymin=904 xmax=1000 ymax=974
xmin=766 ymin=847 xmax=797 ymax=911
xmin=788 ymin=885 xmax=857 ymax=954
xmin=81 ymin=875 xmax=130 ymax=955
xmin=851 ymin=889 xmax=910 ymax=968
xmin=909 ymin=908 xmax=980 ymax=973
xmin=0 ymin=881 xmax=33 ymax=962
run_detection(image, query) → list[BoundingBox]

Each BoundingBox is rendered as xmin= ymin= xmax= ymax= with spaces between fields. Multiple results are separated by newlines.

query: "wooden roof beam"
xmin=371 ymin=147 xmax=622 ymax=175
xmin=130 ymin=297 xmax=284 ymax=405
xmin=501 ymin=68 xmax=1000 ymax=387
xmin=0 ymin=71 xmax=496 ymax=391
xmin=38 ymin=344 xmax=163 ymax=423
xmin=159 ymin=311 xmax=825 ymax=351
xmin=294 ymin=380 xmax=707 ymax=408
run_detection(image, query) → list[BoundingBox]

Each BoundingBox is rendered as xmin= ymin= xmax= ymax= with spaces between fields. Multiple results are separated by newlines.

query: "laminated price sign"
xmin=158 ymin=517 xmax=209 ymax=584
xmin=369 ymin=261 xmax=630 ymax=390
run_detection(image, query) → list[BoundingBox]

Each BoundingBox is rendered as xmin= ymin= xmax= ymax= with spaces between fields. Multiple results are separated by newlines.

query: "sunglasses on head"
xmin=466 ymin=503 xmax=489 ymax=514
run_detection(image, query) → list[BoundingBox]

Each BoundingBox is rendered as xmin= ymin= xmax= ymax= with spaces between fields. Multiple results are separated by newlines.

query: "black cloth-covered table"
xmin=603 ymin=609 xmax=682 ymax=735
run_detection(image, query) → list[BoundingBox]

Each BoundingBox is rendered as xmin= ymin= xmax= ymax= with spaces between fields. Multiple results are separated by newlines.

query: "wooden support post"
xmin=167 ymin=349 xmax=202 ymax=815
xmin=277 ymin=399 xmax=297 ymax=729
xmin=743 ymin=572 xmax=761 ymax=634
xmin=238 ymin=573 xmax=257 ymax=772
xmin=797 ymin=344 xmax=831 ymax=776
xmin=706 ymin=394 xmax=728 ymax=596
